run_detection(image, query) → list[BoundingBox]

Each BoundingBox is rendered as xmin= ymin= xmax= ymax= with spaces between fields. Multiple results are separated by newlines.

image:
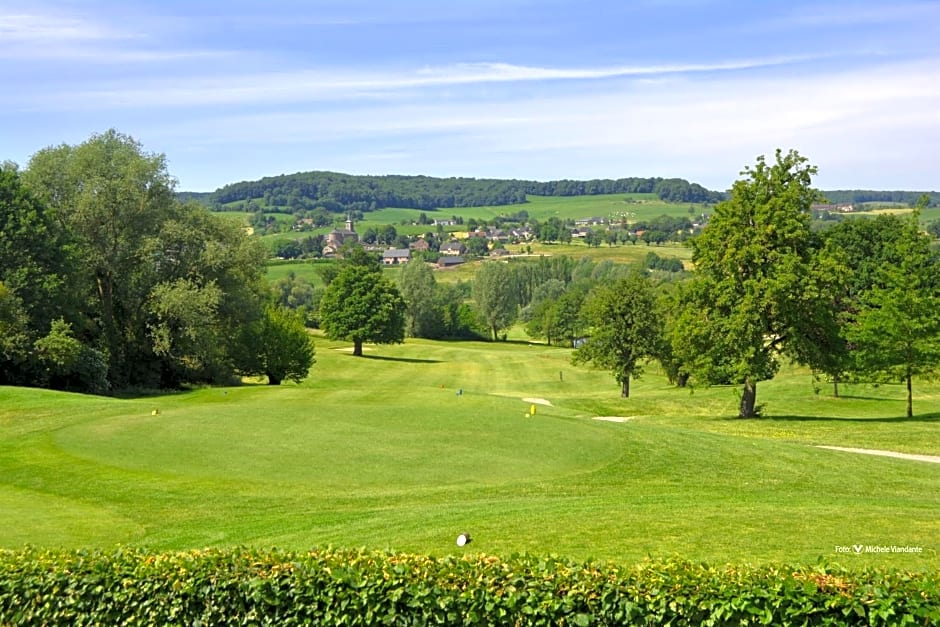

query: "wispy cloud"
xmin=0 ymin=12 xmax=121 ymax=42
xmin=0 ymin=10 xmax=230 ymax=63
xmin=4 ymin=0 xmax=938 ymax=191
xmin=9 ymin=54 xmax=840 ymax=111
xmin=149 ymin=57 xmax=940 ymax=190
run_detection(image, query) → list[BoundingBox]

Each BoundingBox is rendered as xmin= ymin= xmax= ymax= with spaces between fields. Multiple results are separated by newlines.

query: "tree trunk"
xmin=621 ymin=376 xmax=630 ymax=398
xmin=677 ymin=372 xmax=689 ymax=388
xmin=739 ymin=378 xmax=757 ymax=418
xmin=492 ymin=325 xmax=498 ymax=341
xmin=353 ymin=339 xmax=363 ymax=356
xmin=832 ymin=375 xmax=839 ymax=398
xmin=267 ymin=373 xmax=282 ymax=385
xmin=906 ymin=369 xmax=913 ymax=418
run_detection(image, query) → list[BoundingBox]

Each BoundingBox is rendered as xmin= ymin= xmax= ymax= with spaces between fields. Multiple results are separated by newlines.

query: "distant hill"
xmin=820 ymin=190 xmax=938 ymax=206
xmin=176 ymin=171 xmax=938 ymax=214
xmin=179 ymin=171 xmax=724 ymax=214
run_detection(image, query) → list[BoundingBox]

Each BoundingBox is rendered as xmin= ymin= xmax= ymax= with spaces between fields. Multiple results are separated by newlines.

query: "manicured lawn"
xmin=1 ymin=337 xmax=937 ymax=569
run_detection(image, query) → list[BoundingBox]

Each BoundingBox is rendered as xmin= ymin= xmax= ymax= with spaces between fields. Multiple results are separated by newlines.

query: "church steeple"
xmin=345 ymin=214 xmax=355 ymax=233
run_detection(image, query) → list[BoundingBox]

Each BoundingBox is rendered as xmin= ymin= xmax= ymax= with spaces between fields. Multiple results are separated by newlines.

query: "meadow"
xmin=1 ymin=333 xmax=937 ymax=570
xmin=230 ymin=193 xmax=703 ymax=244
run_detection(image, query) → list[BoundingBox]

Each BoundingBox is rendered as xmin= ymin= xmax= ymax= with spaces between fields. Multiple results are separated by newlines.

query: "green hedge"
xmin=1 ymin=548 xmax=937 ymax=625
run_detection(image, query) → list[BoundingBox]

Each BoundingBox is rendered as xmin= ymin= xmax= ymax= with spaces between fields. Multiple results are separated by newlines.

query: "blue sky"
xmin=2 ymin=1 xmax=938 ymax=192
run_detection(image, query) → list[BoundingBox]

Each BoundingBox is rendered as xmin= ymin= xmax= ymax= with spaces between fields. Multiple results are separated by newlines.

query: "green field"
xmin=358 ymin=194 xmax=701 ymax=225
xmin=2 ymin=335 xmax=937 ymax=569
xmin=236 ymin=193 xmax=707 ymax=245
xmin=265 ymin=259 xmax=333 ymax=287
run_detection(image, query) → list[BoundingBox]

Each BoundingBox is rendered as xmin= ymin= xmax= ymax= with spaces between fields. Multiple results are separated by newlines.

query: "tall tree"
xmin=472 ymin=262 xmax=518 ymax=341
xmin=398 ymin=260 xmax=442 ymax=338
xmin=25 ymin=130 xmax=176 ymax=386
xmin=24 ymin=131 xmax=269 ymax=389
xmin=572 ymin=272 xmax=661 ymax=397
xmin=319 ymin=262 xmax=405 ymax=356
xmin=843 ymin=213 xmax=940 ymax=417
xmin=673 ymin=149 xmax=834 ymax=417
xmin=0 ymin=167 xmax=77 ymax=384
xmin=237 ymin=305 xmax=316 ymax=385
xmin=0 ymin=282 xmax=31 ymax=384
xmin=526 ymin=284 xmax=587 ymax=347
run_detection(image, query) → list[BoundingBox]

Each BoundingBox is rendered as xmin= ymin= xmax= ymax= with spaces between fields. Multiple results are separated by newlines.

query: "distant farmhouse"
xmin=382 ymin=248 xmax=411 ymax=265
xmin=409 ymin=238 xmax=430 ymax=252
xmin=440 ymin=241 xmax=467 ymax=256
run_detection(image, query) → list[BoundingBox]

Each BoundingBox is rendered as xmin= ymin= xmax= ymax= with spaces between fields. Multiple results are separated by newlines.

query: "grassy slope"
xmin=245 ymin=193 xmax=702 ymax=242
xmin=1 ymin=336 xmax=938 ymax=569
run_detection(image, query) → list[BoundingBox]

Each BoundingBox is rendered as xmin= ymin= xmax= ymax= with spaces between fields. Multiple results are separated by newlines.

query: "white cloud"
xmin=155 ymin=59 xmax=939 ymax=143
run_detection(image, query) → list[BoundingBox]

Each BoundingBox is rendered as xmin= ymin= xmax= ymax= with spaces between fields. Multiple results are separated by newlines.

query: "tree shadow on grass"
xmin=731 ymin=412 xmax=940 ymax=424
xmin=358 ymin=354 xmax=442 ymax=364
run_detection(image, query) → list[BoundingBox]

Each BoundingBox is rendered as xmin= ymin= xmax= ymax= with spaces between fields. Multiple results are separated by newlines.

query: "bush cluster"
xmin=1 ymin=548 xmax=937 ymax=625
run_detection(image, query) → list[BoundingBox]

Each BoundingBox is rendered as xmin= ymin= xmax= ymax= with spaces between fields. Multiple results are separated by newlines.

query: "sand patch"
xmin=593 ymin=416 xmax=635 ymax=423
xmin=816 ymin=446 xmax=940 ymax=464
xmin=522 ymin=397 xmax=553 ymax=406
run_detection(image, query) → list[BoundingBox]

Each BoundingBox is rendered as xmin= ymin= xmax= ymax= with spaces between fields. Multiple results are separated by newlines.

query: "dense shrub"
xmin=1 ymin=548 xmax=937 ymax=625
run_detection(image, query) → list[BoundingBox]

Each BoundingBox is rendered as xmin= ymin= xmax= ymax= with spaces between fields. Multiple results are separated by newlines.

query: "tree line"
xmin=202 ymin=171 xmax=723 ymax=214
xmin=1 ymin=131 xmax=314 ymax=392
xmin=822 ymin=189 xmax=939 ymax=206
xmin=387 ymin=150 xmax=940 ymax=417
xmin=6 ymin=133 xmax=939 ymax=417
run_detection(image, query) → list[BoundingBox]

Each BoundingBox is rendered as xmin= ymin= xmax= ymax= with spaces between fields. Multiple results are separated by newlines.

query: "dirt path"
xmin=816 ymin=446 xmax=940 ymax=464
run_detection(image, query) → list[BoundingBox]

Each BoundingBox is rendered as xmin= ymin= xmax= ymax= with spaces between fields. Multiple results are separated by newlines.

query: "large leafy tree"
xmin=398 ymin=260 xmax=443 ymax=338
xmin=147 ymin=202 xmax=268 ymax=385
xmin=0 ymin=282 xmax=31 ymax=383
xmin=572 ymin=271 xmax=661 ymax=397
xmin=319 ymin=257 xmax=405 ymax=356
xmin=816 ymin=213 xmax=924 ymax=396
xmin=24 ymin=130 xmax=268 ymax=389
xmin=526 ymin=284 xmax=588 ymax=347
xmin=472 ymin=261 xmax=518 ymax=341
xmin=25 ymin=130 xmax=176 ymax=385
xmin=842 ymin=213 xmax=940 ymax=417
xmin=0 ymin=167 xmax=77 ymax=384
xmin=673 ymin=149 xmax=836 ymax=417
xmin=238 ymin=305 xmax=316 ymax=385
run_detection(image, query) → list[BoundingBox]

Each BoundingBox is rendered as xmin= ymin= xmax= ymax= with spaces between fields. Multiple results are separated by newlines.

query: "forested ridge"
xmin=185 ymin=171 xmax=938 ymax=214
xmin=820 ymin=189 xmax=940 ymax=205
xmin=198 ymin=171 xmax=724 ymax=213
